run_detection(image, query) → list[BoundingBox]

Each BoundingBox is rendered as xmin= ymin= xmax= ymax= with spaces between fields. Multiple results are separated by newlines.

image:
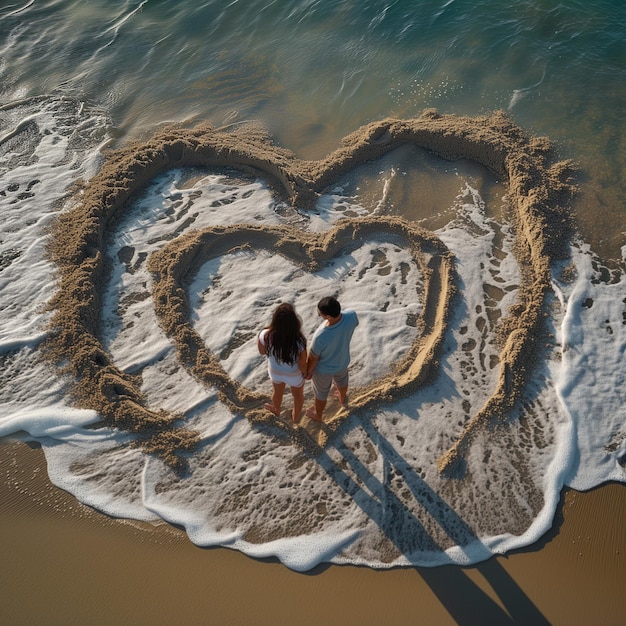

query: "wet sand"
xmin=45 ymin=110 xmax=577 ymax=473
xmin=3 ymin=111 xmax=621 ymax=623
xmin=1 ymin=439 xmax=624 ymax=626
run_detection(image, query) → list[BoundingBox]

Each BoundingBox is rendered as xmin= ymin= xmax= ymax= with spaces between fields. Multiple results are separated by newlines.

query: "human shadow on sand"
xmin=316 ymin=420 xmax=550 ymax=625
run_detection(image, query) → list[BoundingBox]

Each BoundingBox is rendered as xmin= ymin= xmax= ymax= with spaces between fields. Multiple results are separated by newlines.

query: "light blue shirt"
xmin=310 ymin=310 xmax=359 ymax=374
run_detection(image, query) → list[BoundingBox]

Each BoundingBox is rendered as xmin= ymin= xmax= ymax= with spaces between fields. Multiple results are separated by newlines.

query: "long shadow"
xmin=318 ymin=419 xmax=550 ymax=625
xmin=367 ymin=421 xmax=550 ymax=625
xmin=316 ymin=447 xmax=442 ymax=554
xmin=316 ymin=448 xmax=516 ymax=625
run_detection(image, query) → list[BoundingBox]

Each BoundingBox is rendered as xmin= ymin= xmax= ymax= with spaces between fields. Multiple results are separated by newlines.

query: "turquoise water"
xmin=2 ymin=1 xmax=624 ymax=254
xmin=1 ymin=1 xmax=624 ymax=570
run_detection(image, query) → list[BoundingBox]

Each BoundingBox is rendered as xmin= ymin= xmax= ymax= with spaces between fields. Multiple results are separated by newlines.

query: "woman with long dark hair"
xmin=257 ymin=302 xmax=307 ymax=423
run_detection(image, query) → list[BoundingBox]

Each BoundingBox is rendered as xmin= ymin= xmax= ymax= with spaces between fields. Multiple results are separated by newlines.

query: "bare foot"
xmin=264 ymin=403 xmax=280 ymax=416
xmin=305 ymin=406 xmax=323 ymax=422
xmin=292 ymin=409 xmax=301 ymax=425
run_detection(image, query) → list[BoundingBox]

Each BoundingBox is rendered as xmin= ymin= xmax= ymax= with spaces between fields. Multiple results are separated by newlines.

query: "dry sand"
xmin=1 ymin=439 xmax=624 ymax=626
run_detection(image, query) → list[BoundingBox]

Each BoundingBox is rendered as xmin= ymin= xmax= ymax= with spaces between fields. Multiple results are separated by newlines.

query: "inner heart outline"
xmin=147 ymin=216 xmax=455 ymax=451
xmin=45 ymin=109 xmax=577 ymax=472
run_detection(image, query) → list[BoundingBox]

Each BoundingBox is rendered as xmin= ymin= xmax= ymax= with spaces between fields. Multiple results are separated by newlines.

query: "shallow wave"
xmin=3 ymin=96 xmax=621 ymax=571
xmin=1 ymin=0 xmax=625 ymax=569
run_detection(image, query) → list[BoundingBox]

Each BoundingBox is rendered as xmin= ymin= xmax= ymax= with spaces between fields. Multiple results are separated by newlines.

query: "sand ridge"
xmin=44 ymin=109 xmax=578 ymax=473
xmin=147 ymin=217 xmax=456 ymax=451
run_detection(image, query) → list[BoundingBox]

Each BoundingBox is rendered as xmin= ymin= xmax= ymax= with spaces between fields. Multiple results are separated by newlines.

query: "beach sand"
xmin=45 ymin=111 xmax=577 ymax=473
xmin=2 ymin=111 xmax=622 ymax=624
xmin=1 ymin=438 xmax=624 ymax=626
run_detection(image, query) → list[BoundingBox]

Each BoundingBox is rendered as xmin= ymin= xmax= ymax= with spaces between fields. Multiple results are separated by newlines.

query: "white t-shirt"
xmin=258 ymin=328 xmax=304 ymax=376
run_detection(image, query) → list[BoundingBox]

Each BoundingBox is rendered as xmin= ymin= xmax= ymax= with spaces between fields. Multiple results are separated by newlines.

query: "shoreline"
xmin=1 ymin=438 xmax=624 ymax=626
xmin=45 ymin=111 xmax=577 ymax=474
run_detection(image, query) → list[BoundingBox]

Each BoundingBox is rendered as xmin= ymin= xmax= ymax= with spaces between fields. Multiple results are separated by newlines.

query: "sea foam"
xmin=0 ymin=97 xmax=624 ymax=571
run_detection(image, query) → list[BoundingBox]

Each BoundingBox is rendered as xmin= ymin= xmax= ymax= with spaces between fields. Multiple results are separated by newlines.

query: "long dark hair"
xmin=266 ymin=303 xmax=306 ymax=365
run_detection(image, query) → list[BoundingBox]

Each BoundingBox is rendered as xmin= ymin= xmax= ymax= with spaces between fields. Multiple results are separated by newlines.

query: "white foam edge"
xmin=0 ymin=405 xmax=100 ymax=439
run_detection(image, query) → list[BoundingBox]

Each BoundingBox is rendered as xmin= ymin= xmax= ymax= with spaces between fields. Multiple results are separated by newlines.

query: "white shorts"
xmin=269 ymin=367 xmax=305 ymax=388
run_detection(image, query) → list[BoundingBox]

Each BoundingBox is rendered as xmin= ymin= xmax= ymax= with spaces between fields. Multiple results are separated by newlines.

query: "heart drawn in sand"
xmin=46 ymin=110 xmax=577 ymax=472
xmin=147 ymin=216 xmax=456 ymax=447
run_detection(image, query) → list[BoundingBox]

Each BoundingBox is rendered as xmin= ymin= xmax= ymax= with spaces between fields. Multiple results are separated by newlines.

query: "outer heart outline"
xmin=147 ymin=216 xmax=456 ymax=450
xmin=45 ymin=110 xmax=577 ymax=472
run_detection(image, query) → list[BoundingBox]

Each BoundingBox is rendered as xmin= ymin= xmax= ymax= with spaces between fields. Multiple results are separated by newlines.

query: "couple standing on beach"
xmin=257 ymin=297 xmax=359 ymax=424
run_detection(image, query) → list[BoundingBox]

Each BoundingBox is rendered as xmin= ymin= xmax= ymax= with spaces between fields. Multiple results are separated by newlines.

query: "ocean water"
xmin=1 ymin=0 xmax=624 ymax=570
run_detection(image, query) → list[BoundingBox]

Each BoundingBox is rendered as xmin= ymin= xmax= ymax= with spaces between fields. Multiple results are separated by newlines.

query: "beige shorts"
xmin=311 ymin=369 xmax=349 ymax=400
